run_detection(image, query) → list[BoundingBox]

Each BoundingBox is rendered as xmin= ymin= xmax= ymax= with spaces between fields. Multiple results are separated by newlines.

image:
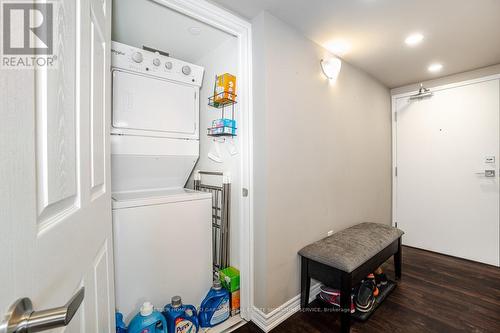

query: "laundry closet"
xmin=110 ymin=0 xmax=247 ymax=331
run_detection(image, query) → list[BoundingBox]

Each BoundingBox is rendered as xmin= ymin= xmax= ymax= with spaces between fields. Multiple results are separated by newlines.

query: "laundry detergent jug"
xmin=116 ymin=312 xmax=127 ymax=333
xmin=198 ymin=280 xmax=230 ymax=328
xmin=163 ymin=296 xmax=199 ymax=333
xmin=128 ymin=302 xmax=167 ymax=333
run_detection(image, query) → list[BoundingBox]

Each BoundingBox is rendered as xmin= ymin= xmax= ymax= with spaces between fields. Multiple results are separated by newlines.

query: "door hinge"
xmin=395 ymin=166 xmax=398 ymax=177
xmin=394 ymin=112 xmax=397 ymax=122
xmin=242 ymin=188 xmax=249 ymax=197
xmin=395 ymin=222 xmax=398 ymax=228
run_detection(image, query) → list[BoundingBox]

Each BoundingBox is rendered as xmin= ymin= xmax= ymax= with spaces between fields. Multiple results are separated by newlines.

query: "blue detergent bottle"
xmin=198 ymin=280 xmax=230 ymax=328
xmin=115 ymin=312 xmax=127 ymax=333
xmin=163 ymin=296 xmax=199 ymax=333
xmin=128 ymin=302 xmax=167 ymax=333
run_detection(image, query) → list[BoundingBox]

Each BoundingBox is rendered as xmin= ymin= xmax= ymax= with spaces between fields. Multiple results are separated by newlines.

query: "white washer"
xmin=110 ymin=42 xmax=211 ymax=320
xmin=112 ymin=188 xmax=212 ymax=322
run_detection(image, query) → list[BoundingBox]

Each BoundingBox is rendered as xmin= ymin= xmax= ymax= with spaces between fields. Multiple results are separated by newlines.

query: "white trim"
xmin=391 ymin=73 xmax=500 ymax=228
xmin=151 ymin=0 xmax=254 ymax=322
xmin=391 ymin=93 xmax=397 ymax=228
xmin=391 ymin=74 xmax=500 ymax=99
xmin=251 ymin=283 xmax=322 ymax=332
xmin=201 ymin=315 xmax=247 ymax=333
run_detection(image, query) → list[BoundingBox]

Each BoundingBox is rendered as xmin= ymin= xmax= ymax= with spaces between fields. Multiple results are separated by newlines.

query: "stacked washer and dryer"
xmin=111 ymin=41 xmax=213 ymax=321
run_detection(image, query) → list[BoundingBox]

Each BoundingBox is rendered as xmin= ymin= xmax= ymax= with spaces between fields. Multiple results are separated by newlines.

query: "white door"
xmin=395 ymin=78 xmax=500 ymax=266
xmin=0 ymin=0 xmax=114 ymax=331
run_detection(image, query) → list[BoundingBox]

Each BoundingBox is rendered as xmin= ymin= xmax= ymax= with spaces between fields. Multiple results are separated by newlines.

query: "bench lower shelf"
xmin=316 ymin=280 xmax=397 ymax=322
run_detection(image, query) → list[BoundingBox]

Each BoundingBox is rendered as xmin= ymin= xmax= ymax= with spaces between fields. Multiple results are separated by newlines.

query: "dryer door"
xmin=112 ymin=70 xmax=199 ymax=139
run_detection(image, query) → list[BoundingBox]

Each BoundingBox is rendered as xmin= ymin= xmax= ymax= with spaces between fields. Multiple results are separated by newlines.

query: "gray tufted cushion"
xmin=298 ymin=222 xmax=404 ymax=273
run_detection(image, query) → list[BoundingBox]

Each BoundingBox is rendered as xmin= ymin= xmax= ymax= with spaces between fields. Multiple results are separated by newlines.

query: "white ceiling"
xmin=210 ymin=0 xmax=500 ymax=88
xmin=112 ymin=0 xmax=233 ymax=63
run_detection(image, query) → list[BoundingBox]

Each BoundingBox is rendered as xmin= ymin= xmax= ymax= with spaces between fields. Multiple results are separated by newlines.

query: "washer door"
xmin=112 ymin=70 xmax=199 ymax=139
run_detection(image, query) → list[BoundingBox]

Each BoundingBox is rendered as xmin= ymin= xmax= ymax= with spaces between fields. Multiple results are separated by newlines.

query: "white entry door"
xmin=394 ymin=78 xmax=500 ymax=266
xmin=0 ymin=0 xmax=114 ymax=331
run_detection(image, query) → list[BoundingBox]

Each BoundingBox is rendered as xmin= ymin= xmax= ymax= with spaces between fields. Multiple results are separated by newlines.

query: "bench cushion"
xmin=298 ymin=222 xmax=404 ymax=273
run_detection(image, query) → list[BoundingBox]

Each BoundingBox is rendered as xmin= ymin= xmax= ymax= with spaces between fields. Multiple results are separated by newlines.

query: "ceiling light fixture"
xmin=405 ymin=33 xmax=424 ymax=46
xmin=428 ymin=63 xmax=443 ymax=73
xmin=320 ymin=57 xmax=342 ymax=81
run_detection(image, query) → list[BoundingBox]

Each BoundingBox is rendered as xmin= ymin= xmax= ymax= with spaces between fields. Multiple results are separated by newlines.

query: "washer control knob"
xmin=182 ymin=65 xmax=191 ymax=75
xmin=165 ymin=61 xmax=173 ymax=70
xmin=132 ymin=51 xmax=143 ymax=63
xmin=153 ymin=58 xmax=160 ymax=66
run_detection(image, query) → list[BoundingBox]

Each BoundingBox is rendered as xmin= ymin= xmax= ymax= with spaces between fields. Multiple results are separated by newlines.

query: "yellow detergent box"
xmin=214 ymin=73 xmax=237 ymax=103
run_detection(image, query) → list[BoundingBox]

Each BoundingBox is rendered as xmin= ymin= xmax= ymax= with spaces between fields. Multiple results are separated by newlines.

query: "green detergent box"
xmin=219 ymin=267 xmax=240 ymax=292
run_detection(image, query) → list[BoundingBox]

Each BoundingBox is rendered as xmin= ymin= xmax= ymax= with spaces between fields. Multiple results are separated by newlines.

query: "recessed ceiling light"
xmin=428 ymin=63 xmax=443 ymax=73
xmin=188 ymin=27 xmax=201 ymax=35
xmin=405 ymin=33 xmax=424 ymax=46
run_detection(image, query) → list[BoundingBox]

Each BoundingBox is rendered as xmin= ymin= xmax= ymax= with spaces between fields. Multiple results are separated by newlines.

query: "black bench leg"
xmin=340 ymin=272 xmax=352 ymax=333
xmin=300 ymin=257 xmax=311 ymax=309
xmin=394 ymin=238 xmax=402 ymax=280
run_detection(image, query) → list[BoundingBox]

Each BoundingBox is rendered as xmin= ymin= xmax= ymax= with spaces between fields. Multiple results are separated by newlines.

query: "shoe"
xmin=366 ymin=273 xmax=380 ymax=297
xmin=319 ymin=286 xmax=355 ymax=313
xmin=355 ymin=280 xmax=376 ymax=313
xmin=375 ymin=273 xmax=388 ymax=287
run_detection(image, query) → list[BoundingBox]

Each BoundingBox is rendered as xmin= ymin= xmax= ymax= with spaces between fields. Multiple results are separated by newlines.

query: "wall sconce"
xmin=320 ymin=57 xmax=342 ymax=81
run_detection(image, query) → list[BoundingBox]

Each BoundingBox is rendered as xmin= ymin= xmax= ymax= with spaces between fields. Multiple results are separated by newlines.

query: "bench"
xmin=298 ymin=222 xmax=404 ymax=333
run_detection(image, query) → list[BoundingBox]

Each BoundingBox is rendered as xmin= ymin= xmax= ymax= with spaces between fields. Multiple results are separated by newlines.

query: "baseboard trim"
xmin=251 ymin=283 xmax=321 ymax=332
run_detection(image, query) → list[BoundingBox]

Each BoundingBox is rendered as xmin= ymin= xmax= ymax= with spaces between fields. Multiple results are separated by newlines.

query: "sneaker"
xmin=355 ymin=280 xmax=376 ymax=313
xmin=366 ymin=273 xmax=380 ymax=297
xmin=319 ymin=286 xmax=355 ymax=313
xmin=375 ymin=273 xmax=388 ymax=287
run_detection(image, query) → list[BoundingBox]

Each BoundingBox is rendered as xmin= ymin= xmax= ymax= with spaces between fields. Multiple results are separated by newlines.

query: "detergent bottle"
xmin=128 ymin=302 xmax=167 ymax=333
xmin=163 ymin=296 xmax=199 ymax=333
xmin=115 ymin=311 xmax=127 ymax=333
xmin=198 ymin=280 xmax=230 ymax=328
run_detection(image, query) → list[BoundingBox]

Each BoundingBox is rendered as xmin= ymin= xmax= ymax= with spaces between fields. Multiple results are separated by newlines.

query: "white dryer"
xmin=110 ymin=41 xmax=212 ymax=321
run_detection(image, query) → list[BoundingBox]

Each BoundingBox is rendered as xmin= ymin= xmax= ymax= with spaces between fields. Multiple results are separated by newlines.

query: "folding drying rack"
xmin=194 ymin=171 xmax=231 ymax=273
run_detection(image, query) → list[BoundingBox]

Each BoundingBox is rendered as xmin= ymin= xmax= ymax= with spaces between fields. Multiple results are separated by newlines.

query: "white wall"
xmin=251 ymin=12 xmax=269 ymax=313
xmin=187 ymin=37 xmax=242 ymax=268
xmin=252 ymin=11 xmax=392 ymax=312
xmin=112 ymin=0 xmax=231 ymax=63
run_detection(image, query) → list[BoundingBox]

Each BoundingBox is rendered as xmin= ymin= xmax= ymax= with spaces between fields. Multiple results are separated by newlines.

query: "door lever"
xmin=0 ymin=287 xmax=84 ymax=333
xmin=475 ymin=170 xmax=496 ymax=177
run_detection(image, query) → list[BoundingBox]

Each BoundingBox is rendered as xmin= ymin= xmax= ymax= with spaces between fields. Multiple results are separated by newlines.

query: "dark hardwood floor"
xmin=235 ymin=246 xmax=500 ymax=333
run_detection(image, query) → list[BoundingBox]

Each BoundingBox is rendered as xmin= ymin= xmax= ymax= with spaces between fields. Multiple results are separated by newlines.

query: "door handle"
xmin=475 ymin=170 xmax=496 ymax=177
xmin=0 ymin=287 xmax=84 ymax=333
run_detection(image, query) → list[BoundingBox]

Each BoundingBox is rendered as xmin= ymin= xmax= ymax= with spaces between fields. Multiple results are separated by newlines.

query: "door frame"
xmin=150 ymin=0 xmax=254 ymax=321
xmin=391 ymin=74 xmax=500 ymax=230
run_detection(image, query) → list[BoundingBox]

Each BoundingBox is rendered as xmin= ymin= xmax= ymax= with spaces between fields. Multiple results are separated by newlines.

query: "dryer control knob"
xmin=165 ymin=61 xmax=173 ymax=70
xmin=153 ymin=58 xmax=160 ymax=66
xmin=132 ymin=51 xmax=143 ymax=63
xmin=182 ymin=65 xmax=191 ymax=75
